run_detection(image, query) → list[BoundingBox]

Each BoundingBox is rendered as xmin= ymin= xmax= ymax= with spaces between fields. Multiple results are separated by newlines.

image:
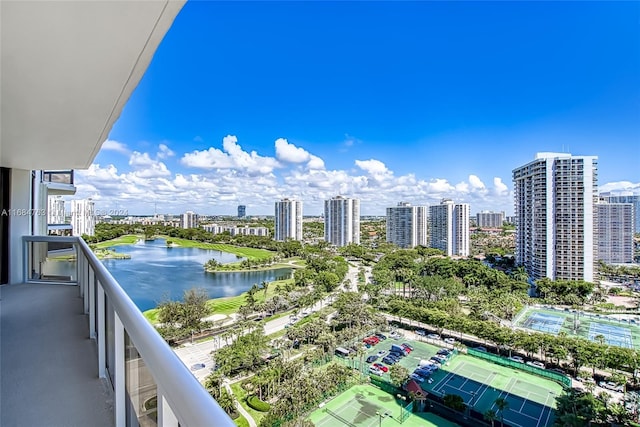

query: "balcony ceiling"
xmin=0 ymin=0 xmax=185 ymax=170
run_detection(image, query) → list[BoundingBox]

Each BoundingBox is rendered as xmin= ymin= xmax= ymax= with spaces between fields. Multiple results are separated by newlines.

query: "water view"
xmin=46 ymin=238 xmax=291 ymax=312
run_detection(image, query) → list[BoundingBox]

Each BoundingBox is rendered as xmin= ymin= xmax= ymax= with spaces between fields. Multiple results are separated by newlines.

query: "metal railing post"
xmin=157 ymin=384 xmax=179 ymax=427
xmin=97 ymin=284 xmax=106 ymax=378
xmin=114 ymin=312 xmax=126 ymax=427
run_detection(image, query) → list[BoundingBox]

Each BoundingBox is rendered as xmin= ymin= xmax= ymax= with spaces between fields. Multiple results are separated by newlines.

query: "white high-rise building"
xmin=476 ymin=211 xmax=505 ymax=228
xmin=182 ymin=211 xmax=198 ymax=229
xmin=596 ymin=202 xmax=634 ymax=264
xmin=71 ymin=199 xmax=95 ymax=237
xmin=513 ymin=152 xmax=598 ymax=282
xmin=48 ymin=196 xmax=65 ymax=224
xmin=324 ymin=196 xmax=360 ymax=247
xmin=274 ymin=198 xmax=303 ymax=241
xmin=429 ymin=199 xmax=470 ymax=256
xmin=386 ymin=202 xmax=428 ymax=248
xmin=600 ymin=192 xmax=639 ymax=233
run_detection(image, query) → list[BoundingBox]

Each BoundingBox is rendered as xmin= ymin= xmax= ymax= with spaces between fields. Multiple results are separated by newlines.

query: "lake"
xmin=46 ymin=238 xmax=292 ymax=312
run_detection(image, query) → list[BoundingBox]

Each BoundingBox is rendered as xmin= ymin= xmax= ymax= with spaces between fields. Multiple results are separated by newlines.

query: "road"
xmin=173 ymin=264 xmax=355 ymax=382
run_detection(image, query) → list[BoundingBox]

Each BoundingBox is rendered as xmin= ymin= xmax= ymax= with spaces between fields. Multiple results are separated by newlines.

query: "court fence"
xmin=467 ymin=348 xmax=572 ymax=388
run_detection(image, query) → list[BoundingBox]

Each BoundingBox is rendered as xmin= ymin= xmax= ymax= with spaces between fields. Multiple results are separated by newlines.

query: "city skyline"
xmin=73 ymin=1 xmax=639 ymax=216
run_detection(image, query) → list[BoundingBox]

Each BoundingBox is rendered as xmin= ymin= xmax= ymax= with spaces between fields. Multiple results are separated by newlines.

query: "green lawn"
xmin=94 ymin=234 xmax=142 ymax=248
xmin=162 ymin=236 xmax=274 ymax=260
xmin=230 ymin=381 xmax=266 ymax=426
xmin=233 ymin=414 xmax=250 ymax=427
xmin=143 ymin=277 xmax=295 ymax=322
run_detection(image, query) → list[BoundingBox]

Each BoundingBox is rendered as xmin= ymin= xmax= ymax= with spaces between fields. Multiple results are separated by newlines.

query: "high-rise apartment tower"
xmin=429 ymin=199 xmax=469 ymax=256
xmin=274 ymin=198 xmax=303 ymax=241
xmin=513 ymin=152 xmax=598 ymax=282
xmin=386 ymin=202 xmax=428 ymax=248
xmin=324 ymin=196 xmax=360 ymax=247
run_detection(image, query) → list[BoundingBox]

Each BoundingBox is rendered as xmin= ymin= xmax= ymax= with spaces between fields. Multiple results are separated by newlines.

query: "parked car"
xmin=473 ymin=346 xmax=487 ymax=352
xmin=375 ymin=333 xmax=388 ymax=340
xmin=414 ymin=368 xmax=433 ymax=378
xmin=409 ymin=373 xmax=425 ymax=383
xmin=599 ymin=381 xmax=624 ymax=392
xmin=526 ymin=361 xmax=545 ymax=369
xmin=508 ymin=355 xmax=525 ymax=363
xmin=430 ymin=356 xmax=444 ymax=365
xmin=444 ymin=338 xmax=456 ymax=344
xmin=402 ymin=343 xmax=414 ymax=351
xmin=366 ymin=355 xmax=378 ymax=363
xmin=377 ymin=350 xmax=387 ymax=357
xmin=389 ymin=351 xmax=404 ymax=359
xmin=437 ymin=349 xmax=450 ymax=356
xmin=369 ymin=366 xmax=384 ymax=376
xmin=389 ymin=331 xmax=402 ymax=339
xmin=373 ymin=363 xmax=389 ymax=373
xmin=382 ymin=356 xmax=397 ymax=365
xmin=415 ymin=329 xmax=426 ymax=336
xmin=427 ymin=333 xmax=440 ymax=340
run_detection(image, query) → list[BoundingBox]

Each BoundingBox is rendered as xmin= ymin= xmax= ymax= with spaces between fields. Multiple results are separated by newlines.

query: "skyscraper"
xmin=48 ymin=196 xmax=65 ymax=225
xmin=237 ymin=205 xmax=246 ymax=218
xmin=274 ymin=198 xmax=303 ymax=241
xmin=513 ymin=152 xmax=598 ymax=282
xmin=182 ymin=210 xmax=198 ymax=229
xmin=386 ymin=202 xmax=428 ymax=248
xmin=596 ymin=201 xmax=634 ymax=264
xmin=429 ymin=199 xmax=469 ymax=256
xmin=324 ymin=196 xmax=360 ymax=247
xmin=600 ymin=192 xmax=639 ymax=233
xmin=71 ymin=199 xmax=95 ymax=236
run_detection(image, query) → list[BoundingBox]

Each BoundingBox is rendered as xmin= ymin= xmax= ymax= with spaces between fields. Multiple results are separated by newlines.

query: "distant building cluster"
xmin=476 ymin=211 xmax=505 ymax=228
xmin=43 ymin=151 xmax=637 ymax=281
xmin=202 ymin=223 xmax=269 ymax=237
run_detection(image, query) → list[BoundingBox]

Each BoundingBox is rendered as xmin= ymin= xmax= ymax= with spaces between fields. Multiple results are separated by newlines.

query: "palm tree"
xmin=484 ymin=409 xmax=498 ymax=427
xmin=260 ymin=280 xmax=269 ymax=297
xmin=494 ymin=397 xmax=509 ymax=427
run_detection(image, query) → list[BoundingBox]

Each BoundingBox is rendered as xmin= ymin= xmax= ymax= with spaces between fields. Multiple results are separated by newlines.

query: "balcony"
xmin=42 ymin=170 xmax=76 ymax=196
xmin=1 ymin=236 xmax=234 ymax=427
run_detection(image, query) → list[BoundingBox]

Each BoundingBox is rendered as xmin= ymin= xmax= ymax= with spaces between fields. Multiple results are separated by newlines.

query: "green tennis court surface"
xmin=513 ymin=306 xmax=640 ymax=349
xmin=307 ymin=384 xmax=459 ymax=427
xmin=423 ymin=355 xmax=563 ymax=427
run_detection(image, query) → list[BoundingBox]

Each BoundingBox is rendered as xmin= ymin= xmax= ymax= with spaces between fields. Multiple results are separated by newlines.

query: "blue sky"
xmin=77 ymin=1 xmax=640 ymax=216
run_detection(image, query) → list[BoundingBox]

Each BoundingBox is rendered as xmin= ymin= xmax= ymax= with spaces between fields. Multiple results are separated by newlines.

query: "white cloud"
xmin=275 ymin=138 xmax=311 ymax=163
xmin=157 ymin=144 xmax=175 ymax=159
xmin=101 ymin=139 xmax=129 ymax=154
xmin=181 ymin=135 xmax=280 ymax=174
xmin=129 ymin=151 xmax=155 ymax=167
xmin=83 ymin=135 xmax=518 ymax=215
xmin=599 ymin=181 xmax=640 ymax=195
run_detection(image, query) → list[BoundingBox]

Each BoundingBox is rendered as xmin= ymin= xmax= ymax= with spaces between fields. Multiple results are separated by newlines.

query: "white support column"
xmin=83 ymin=255 xmax=89 ymax=313
xmin=97 ymin=285 xmax=106 ymax=378
xmin=114 ymin=312 xmax=126 ymax=427
xmin=89 ymin=267 xmax=96 ymax=338
xmin=157 ymin=384 xmax=179 ymax=427
xmin=9 ymin=169 xmax=32 ymax=284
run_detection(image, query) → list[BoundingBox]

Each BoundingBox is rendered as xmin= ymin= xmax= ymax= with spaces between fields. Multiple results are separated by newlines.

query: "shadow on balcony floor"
xmin=1 ymin=283 xmax=113 ymax=427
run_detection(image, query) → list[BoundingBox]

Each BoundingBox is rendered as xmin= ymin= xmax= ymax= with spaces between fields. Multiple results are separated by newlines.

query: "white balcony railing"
xmin=23 ymin=235 xmax=235 ymax=427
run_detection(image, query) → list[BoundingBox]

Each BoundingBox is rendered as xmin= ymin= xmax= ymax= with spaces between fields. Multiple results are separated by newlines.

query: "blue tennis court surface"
xmin=521 ymin=312 xmax=565 ymax=335
xmin=588 ymin=323 xmax=633 ymax=348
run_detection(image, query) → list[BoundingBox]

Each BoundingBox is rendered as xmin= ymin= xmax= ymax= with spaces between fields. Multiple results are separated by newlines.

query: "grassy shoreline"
xmin=159 ymin=235 xmax=274 ymax=260
xmin=143 ymin=277 xmax=294 ymax=323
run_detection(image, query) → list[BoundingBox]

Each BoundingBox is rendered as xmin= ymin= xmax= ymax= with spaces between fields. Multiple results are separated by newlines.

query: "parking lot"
xmin=359 ymin=332 xmax=452 ymax=378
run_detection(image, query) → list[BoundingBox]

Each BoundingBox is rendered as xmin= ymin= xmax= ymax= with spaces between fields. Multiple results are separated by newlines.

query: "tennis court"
xmin=589 ymin=323 xmax=634 ymax=348
xmin=518 ymin=311 xmax=565 ymax=334
xmin=513 ymin=306 xmax=640 ymax=350
xmin=307 ymin=384 xmax=458 ymax=427
xmin=423 ymin=355 xmax=562 ymax=427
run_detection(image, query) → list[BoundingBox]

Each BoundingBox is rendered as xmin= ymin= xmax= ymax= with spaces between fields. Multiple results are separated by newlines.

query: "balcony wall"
xmin=1 ymin=235 xmax=235 ymax=427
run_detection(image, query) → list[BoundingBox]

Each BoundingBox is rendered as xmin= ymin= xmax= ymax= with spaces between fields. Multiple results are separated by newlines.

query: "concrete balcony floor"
xmin=1 ymin=283 xmax=113 ymax=427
